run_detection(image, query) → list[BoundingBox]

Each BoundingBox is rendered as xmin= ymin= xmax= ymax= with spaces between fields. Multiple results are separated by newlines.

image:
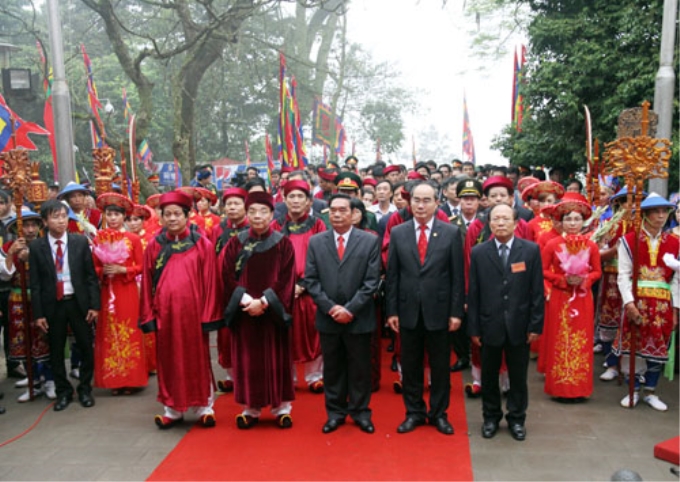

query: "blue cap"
xmin=197 ymin=170 xmax=211 ymax=180
xmin=610 ymin=186 xmax=648 ymax=204
xmin=57 ymin=181 xmax=90 ymax=200
xmin=640 ymin=192 xmax=675 ymax=210
xmin=5 ymin=208 xmax=42 ymax=230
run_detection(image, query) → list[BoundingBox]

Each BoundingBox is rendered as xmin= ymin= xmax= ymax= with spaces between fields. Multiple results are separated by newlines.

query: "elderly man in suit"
xmin=467 ymin=203 xmax=544 ymax=441
xmin=29 ymin=200 xmax=100 ymax=412
xmin=305 ymin=193 xmax=381 ymax=434
xmin=386 ymin=181 xmax=465 ymax=435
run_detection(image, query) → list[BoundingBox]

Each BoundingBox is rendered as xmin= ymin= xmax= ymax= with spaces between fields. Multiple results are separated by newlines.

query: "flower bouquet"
xmin=93 ymin=229 xmax=129 ymax=314
xmin=556 ymin=234 xmax=591 ymax=303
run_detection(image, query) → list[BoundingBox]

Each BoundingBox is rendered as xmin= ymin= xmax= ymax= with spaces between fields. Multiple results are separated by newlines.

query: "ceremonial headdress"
xmin=129 ymin=204 xmax=153 ymax=220
xmin=335 ymin=172 xmax=362 ymax=191
xmin=640 ymin=192 xmax=675 ymax=211
xmin=345 ymin=155 xmax=359 ymax=165
xmin=178 ymin=186 xmax=198 ymax=200
xmin=383 ymin=165 xmax=400 ymax=176
xmin=148 ymin=174 xmax=160 ymax=183
xmin=194 ymin=187 xmax=217 ymax=204
xmin=222 ymin=187 xmax=248 ymax=203
xmin=159 ymin=190 xmax=193 ymax=210
xmin=57 ymin=182 xmax=90 ymax=200
xmin=317 ymin=168 xmax=337 ymax=182
xmin=521 ymin=181 xmax=565 ymax=203
xmin=610 ymin=187 xmax=648 ymax=204
xmin=407 ymin=171 xmax=426 ymax=181
xmin=245 ymin=191 xmax=275 ymax=211
xmin=283 ymin=180 xmax=311 ymax=197
xmin=280 ymin=165 xmax=295 ymax=174
xmin=552 ymin=192 xmax=591 ymax=220
xmin=6 ymin=208 xmax=42 ymax=231
xmin=482 ymin=176 xmax=514 ymax=195
xmin=96 ymin=192 xmax=134 ymax=216
xmin=363 ymin=178 xmax=377 ymax=188
xmin=456 ymin=179 xmax=483 ymax=198
xmin=146 ymin=194 xmax=162 ymax=209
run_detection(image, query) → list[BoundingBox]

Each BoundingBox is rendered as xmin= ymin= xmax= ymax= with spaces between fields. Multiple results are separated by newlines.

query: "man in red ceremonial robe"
xmin=222 ymin=191 xmax=296 ymax=429
xmin=139 ymin=190 xmax=222 ymax=429
xmin=272 ymin=180 xmax=326 ymax=393
xmin=212 ymin=187 xmax=249 ymax=393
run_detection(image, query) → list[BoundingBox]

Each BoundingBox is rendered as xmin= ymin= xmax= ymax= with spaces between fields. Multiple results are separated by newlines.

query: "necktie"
xmin=499 ymin=243 xmax=508 ymax=268
xmin=452 ymin=207 xmax=459 ymax=216
xmin=337 ymin=235 xmax=345 ymax=260
xmin=55 ymin=240 xmax=64 ymax=300
xmin=418 ymin=224 xmax=428 ymax=265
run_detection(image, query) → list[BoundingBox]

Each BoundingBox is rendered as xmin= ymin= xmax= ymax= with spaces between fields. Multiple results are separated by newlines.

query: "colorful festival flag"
xmin=265 ymin=134 xmax=274 ymax=190
xmin=0 ymin=93 xmax=49 ymax=154
xmin=122 ymin=87 xmax=132 ymax=121
xmin=512 ymin=45 xmax=527 ymax=131
xmin=278 ymin=53 xmax=307 ymax=169
xmin=138 ymin=139 xmax=153 ymax=171
xmin=81 ymin=44 xmax=106 ymax=147
xmin=37 ymin=41 xmax=58 ymax=181
xmin=311 ymin=98 xmax=346 ymax=156
xmin=462 ymin=92 xmax=476 ymax=165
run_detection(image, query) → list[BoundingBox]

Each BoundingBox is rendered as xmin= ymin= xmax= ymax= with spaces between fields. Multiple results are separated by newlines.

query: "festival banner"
xmin=0 ymin=93 xmax=49 ymax=154
xmin=278 ymin=53 xmax=307 ymax=169
xmin=462 ymin=92 xmax=476 ymax=165
xmin=37 ymin=41 xmax=58 ymax=181
xmin=81 ymin=44 xmax=106 ymax=147
xmin=512 ymin=45 xmax=527 ymax=132
xmin=311 ymin=98 xmax=346 ymax=155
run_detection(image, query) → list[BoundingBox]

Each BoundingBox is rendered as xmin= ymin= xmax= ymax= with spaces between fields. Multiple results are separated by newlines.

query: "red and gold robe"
xmin=93 ymin=230 xmax=147 ymax=390
xmin=140 ymin=227 xmax=222 ymax=411
xmin=541 ymin=235 xmax=601 ymax=398
xmin=614 ymin=230 xmax=679 ymax=362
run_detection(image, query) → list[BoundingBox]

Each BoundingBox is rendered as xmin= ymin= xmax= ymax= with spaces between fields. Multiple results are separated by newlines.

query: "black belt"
xmin=59 ymin=295 xmax=75 ymax=301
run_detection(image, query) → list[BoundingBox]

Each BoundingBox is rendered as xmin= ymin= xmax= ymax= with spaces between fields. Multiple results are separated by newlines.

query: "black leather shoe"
xmin=390 ymin=356 xmax=398 ymax=372
xmin=450 ymin=359 xmax=470 ymax=372
xmin=78 ymin=392 xmax=95 ymax=408
xmin=322 ymin=418 xmax=345 ymax=434
xmin=356 ymin=419 xmax=375 ymax=434
xmin=482 ymin=421 xmax=499 ymax=439
xmin=397 ymin=417 xmax=425 ymax=434
xmin=54 ymin=395 xmax=72 ymax=412
xmin=430 ymin=417 xmax=454 ymax=435
xmin=509 ymin=423 xmax=526 ymax=441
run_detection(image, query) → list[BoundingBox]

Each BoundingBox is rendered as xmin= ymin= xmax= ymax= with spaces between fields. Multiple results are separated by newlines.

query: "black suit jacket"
xmin=304 ymin=228 xmax=381 ymax=335
xmin=386 ymin=218 xmax=465 ymax=330
xmin=29 ymin=234 xmax=100 ymax=320
xmin=467 ymin=237 xmax=544 ymax=347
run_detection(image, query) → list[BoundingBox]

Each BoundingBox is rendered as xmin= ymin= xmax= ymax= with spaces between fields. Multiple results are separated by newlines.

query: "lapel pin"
xmin=433 ymin=233 xmax=438 ymax=237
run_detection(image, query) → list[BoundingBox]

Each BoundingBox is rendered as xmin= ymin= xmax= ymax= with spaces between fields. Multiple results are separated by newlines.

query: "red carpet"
xmin=654 ymin=436 xmax=680 ymax=465
xmin=148 ymin=341 xmax=472 ymax=481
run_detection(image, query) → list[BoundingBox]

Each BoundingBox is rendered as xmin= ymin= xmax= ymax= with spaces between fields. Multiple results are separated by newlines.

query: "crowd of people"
xmin=0 ymin=157 xmax=677 ymax=442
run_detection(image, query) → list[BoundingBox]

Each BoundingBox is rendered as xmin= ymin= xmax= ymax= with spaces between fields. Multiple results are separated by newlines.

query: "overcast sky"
xmin=345 ymin=0 xmax=522 ymax=167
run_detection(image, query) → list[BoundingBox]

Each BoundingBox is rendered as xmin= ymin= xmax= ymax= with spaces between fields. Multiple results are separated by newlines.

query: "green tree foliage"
xmin=491 ymin=0 xmax=678 ymax=190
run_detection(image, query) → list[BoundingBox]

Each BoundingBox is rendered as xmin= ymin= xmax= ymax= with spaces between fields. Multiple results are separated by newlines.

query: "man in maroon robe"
xmin=222 ymin=191 xmax=296 ymax=429
xmin=272 ymin=180 xmax=326 ymax=393
xmin=212 ymin=187 xmax=249 ymax=393
xmin=139 ymin=190 xmax=222 ymax=429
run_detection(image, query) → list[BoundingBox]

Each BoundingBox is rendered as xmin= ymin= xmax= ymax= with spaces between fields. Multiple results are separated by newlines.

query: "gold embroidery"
xmin=551 ymin=303 xmax=590 ymax=386
xmin=102 ymin=312 xmax=142 ymax=379
xmin=155 ymin=251 xmax=165 ymax=270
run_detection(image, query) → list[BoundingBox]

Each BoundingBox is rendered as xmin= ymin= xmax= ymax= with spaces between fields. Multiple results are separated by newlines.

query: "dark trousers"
xmin=450 ymin=314 xmax=470 ymax=363
xmin=320 ymin=332 xmax=373 ymax=423
xmin=47 ymin=298 xmax=94 ymax=398
xmin=400 ymin=314 xmax=450 ymax=421
xmin=481 ymin=341 xmax=530 ymax=426
xmin=0 ymin=290 xmax=17 ymax=370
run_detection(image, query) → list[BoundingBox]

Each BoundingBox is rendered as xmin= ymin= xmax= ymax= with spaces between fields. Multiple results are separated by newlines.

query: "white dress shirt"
xmin=413 ymin=217 xmax=434 ymax=242
xmin=49 ymin=233 xmax=74 ymax=296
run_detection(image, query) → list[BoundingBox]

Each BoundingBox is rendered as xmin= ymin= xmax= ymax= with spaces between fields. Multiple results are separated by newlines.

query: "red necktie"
xmin=418 ymin=224 xmax=428 ymax=264
xmin=337 ymin=235 xmax=345 ymax=260
xmin=55 ymin=240 xmax=64 ymax=300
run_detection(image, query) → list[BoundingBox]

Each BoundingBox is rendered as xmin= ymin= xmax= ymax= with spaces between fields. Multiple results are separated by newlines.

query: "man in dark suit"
xmin=467 ymin=203 xmax=544 ymax=441
xmin=29 ymin=200 xmax=100 ymax=412
xmin=305 ymin=194 xmax=381 ymax=434
xmin=386 ymin=181 xmax=465 ymax=435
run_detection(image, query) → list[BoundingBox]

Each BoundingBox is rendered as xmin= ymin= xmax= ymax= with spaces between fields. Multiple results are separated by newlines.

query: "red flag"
xmin=265 ymin=134 xmax=274 ymax=191
xmin=462 ymin=92 xmax=476 ymax=165
xmin=37 ymin=42 xmax=58 ymax=181
xmin=0 ymin=93 xmax=49 ymax=153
